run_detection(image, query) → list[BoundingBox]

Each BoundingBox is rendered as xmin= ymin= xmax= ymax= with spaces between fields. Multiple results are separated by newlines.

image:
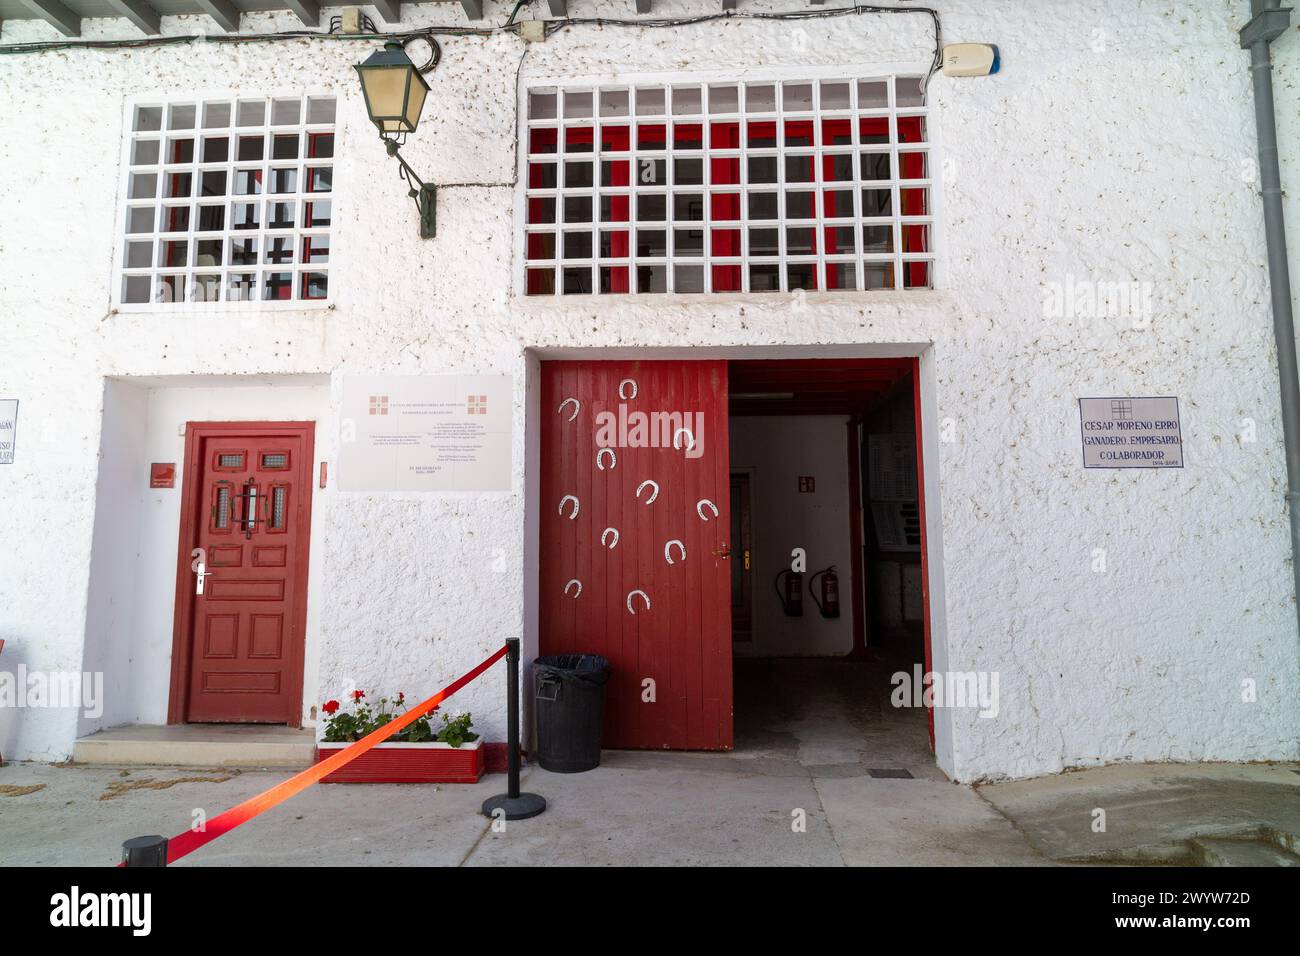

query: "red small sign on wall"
xmin=150 ymin=462 xmax=176 ymax=488
xmin=798 ymin=476 xmax=815 ymax=493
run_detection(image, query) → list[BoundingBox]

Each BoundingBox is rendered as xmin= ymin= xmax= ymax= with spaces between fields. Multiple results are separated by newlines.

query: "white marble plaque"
xmin=339 ymin=376 xmax=512 ymax=492
xmin=1079 ymin=396 xmax=1183 ymax=469
xmin=0 ymin=400 xmax=17 ymax=465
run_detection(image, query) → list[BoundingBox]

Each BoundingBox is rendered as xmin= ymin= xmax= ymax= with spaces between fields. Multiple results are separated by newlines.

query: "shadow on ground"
xmin=1 ymin=655 xmax=1295 ymax=866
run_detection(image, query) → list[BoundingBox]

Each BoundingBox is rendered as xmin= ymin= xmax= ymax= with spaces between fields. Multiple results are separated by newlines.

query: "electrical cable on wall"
xmin=328 ymin=12 xmax=378 ymax=34
xmin=504 ymin=0 xmax=534 ymax=27
xmin=0 ymin=4 xmax=942 ymax=87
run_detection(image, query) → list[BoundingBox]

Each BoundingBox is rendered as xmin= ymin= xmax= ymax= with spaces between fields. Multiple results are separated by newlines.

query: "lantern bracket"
xmin=384 ymin=136 xmax=437 ymax=240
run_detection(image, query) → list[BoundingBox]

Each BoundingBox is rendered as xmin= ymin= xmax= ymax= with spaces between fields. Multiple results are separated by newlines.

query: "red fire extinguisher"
xmin=809 ymin=566 xmax=840 ymax=619
xmin=774 ymin=569 xmax=803 ymax=617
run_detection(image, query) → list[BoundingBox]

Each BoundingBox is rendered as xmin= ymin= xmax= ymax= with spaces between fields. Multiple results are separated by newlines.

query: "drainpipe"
xmin=1240 ymin=0 xmax=1300 ymax=636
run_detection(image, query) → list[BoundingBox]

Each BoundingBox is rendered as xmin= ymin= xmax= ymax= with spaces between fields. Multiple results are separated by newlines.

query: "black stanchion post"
xmin=122 ymin=835 xmax=168 ymax=867
xmin=506 ymin=637 xmax=522 ymax=800
xmin=481 ymin=638 xmax=546 ymax=820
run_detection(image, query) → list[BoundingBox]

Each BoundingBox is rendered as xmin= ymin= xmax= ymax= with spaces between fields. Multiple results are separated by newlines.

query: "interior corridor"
xmin=733 ymin=647 xmax=938 ymax=781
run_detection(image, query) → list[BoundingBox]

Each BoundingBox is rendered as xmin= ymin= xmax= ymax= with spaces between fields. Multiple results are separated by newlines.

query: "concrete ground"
xmin=1 ymin=657 xmax=1296 ymax=866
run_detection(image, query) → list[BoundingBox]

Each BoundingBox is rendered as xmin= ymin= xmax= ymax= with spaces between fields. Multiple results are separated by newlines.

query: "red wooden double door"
xmin=540 ymin=361 xmax=733 ymax=750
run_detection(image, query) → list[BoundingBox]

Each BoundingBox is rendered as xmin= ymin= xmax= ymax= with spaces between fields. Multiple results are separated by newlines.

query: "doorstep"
xmin=72 ymin=724 xmax=315 ymax=769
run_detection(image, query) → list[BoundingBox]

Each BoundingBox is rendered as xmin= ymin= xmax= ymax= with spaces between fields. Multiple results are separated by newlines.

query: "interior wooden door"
xmin=171 ymin=423 xmax=314 ymax=724
xmin=540 ymin=360 xmax=733 ymax=750
xmin=730 ymin=473 xmax=753 ymax=643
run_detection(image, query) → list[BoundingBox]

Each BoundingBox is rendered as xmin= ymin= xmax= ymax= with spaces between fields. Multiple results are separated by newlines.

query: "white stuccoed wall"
xmin=0 ymin=1 xmax=1297 ymax=780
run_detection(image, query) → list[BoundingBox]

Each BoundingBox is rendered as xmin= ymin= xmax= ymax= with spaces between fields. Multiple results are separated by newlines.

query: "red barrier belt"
xmin=136 ymin=645 xmax=509 ymax=866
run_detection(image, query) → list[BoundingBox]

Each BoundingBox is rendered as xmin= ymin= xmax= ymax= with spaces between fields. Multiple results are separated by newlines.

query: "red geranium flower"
xmin=352 ymin=690 xmax=365 ymax=701
xmin=322 ymin=700 xmax=340 ymax=715
xmin=396 ymin=692 xmax=405 ymax=703
xmin=426 ymin=704 xmax=440 ymax=717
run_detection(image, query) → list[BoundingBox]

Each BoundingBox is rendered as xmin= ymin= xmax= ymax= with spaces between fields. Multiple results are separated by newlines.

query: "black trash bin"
xmin=534 ymin=654 xmax=611 ymax=773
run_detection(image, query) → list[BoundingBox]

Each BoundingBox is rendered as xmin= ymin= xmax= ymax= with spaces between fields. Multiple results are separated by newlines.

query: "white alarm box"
xmin=942 ymin=43 xmax=1000 ymax=77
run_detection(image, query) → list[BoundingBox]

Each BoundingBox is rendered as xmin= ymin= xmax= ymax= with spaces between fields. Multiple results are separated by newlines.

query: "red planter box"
xmin=316 ymin=740 xmax=485 ymax=784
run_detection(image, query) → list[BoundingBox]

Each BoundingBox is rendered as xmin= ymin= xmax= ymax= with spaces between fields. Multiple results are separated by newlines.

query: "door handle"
xmin=713 ymin=543 xmax=731 ymax=560
xmin=191 ymin=547 xmax=212 ymax=595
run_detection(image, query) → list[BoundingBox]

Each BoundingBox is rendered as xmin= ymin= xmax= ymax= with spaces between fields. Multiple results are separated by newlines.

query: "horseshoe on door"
xmin=636 ymin=480 xmax=660 ymax=505
xmin=626 ymin=589 xmax=651 ymax=615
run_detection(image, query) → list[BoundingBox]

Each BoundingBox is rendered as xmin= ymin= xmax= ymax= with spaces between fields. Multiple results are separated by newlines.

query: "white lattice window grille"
xmin=521 ymin=75 xmax=934 ymax=296
xmin=115 ymin=94 xmax=336 ymax=308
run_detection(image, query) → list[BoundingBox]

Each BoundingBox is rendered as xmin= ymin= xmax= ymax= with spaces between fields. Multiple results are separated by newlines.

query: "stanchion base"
xmin=481 ymin=792 xmax=547 ymax=820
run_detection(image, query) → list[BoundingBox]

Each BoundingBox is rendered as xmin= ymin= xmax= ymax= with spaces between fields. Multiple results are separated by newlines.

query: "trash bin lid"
xmin=535 ymin=654 xmax=611 ymax=683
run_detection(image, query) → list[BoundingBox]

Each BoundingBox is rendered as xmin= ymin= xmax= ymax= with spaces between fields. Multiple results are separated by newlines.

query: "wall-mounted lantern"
xmin=354 ymin=39 xmax=439 ymax=239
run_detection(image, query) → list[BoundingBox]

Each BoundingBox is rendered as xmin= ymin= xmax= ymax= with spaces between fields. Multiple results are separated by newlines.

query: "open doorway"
xmin=728 ymin=358 xmax=933 ymax=773
xmin=534 ymin=354 xmax=934 ymax=763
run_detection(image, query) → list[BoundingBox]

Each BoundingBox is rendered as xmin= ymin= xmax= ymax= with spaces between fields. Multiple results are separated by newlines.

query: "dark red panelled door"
xmin=540 ymin=361 xmax=733 ymax=750
xmin=175 ymin=423 xmax=314 ymax=724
